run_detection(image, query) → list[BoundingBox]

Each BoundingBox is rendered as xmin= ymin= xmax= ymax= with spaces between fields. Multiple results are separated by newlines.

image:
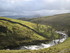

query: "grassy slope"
xmin=0 ymin=37 xmax=70 ymax=53
xmin=31 ymin=13 xmax=70 ymax=26
xmin=0 ymin=17 xmax=69 ymax=53
xmin=0 ymin=17 xmax=47 ymax=49
xmin=26 ymin=13 xmax=70 ymax=35
xmin=30 ymin=13 xmax=70 ymax=26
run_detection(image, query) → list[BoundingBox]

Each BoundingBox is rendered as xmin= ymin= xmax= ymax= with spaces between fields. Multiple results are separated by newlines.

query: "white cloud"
xmin=0 ymin=0 xmax=70 ymax=17
xmin=43 ymin=0 xmax=56 ymax=3
xmin=24 ymin=0 xmax=32 ymax=1
xmin=66 ymin=0 xmax=70 ymax=2
xmin=3 ymin=0 xmax=32 ymax=4
xmin=37 ymin=10 xmax=70 ymax=15
xmin=23 ymin=10 xmax=70 ymax=16
xmin=0 ymin=10 xmax=70 ymax=16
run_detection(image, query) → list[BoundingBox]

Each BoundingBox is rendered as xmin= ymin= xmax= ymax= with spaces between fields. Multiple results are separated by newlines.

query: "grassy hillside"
xmin=23 ymin=13 xmax=70 ymax=36
xmin=0 ymin=17 xmax=60 ymax=49
xmin=0 ymin=17 xmax=47 ymax=49
xmin=0 ymin=37 xmax=70 ymax=53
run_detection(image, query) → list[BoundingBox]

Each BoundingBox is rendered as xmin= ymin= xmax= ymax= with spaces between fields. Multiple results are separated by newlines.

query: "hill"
xmin=0 ymin=17 xmax=47 ymax=49
xmin=0 ymin=17 xmax=59 ymax=49
xmin=21 ymin=13 xmax=70 ymax=36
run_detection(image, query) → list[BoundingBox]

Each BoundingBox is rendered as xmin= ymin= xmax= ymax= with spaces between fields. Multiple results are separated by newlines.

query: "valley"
xmin=0 ymin=13 xmax=70 ymax=53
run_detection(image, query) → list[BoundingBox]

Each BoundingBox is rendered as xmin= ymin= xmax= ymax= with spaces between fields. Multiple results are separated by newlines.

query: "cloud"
xmin=43 ymin=0 xmax=56 ymax=3
xmin=0 ymin=0 xmax=70 ymax=17
xmin=30 ymin=10 xmax=70 ymax=16
xmin=0 ymin=10 xmax=69 ymax=17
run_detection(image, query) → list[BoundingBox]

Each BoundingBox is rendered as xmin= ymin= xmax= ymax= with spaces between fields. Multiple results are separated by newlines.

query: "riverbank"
xmin=16 ymin=31 xmax=68 ymax=50
xmin=0 ymin=37 xmax=70 ymax=53
xmin=1 ymin=31 xmax=67 ymax=50
xmin=4 ymin=31 xmax=68 ymax=50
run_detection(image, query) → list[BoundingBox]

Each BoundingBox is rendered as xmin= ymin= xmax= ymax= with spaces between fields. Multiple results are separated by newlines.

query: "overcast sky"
xmin=0 ymin=0 xmax=70 ymax=17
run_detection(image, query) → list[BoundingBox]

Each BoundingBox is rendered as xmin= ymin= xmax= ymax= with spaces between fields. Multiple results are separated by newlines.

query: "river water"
xmin=17 ymin=31 xmax=68 ymax=50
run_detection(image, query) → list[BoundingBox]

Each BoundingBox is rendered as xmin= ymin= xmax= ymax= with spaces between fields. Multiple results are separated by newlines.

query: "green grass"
xmin=0 ymin=17 xmax=61 ymax=49
xmin=0 ymin=17 xmax=47 ymax=49
xmin=0 ymin=37 xmax=70 ymax=53
xmin=23 ymin=13 xmax=70 ymax=36
xmin=0 ymin=17 xmax=60 ymax=49
xmin=29 ymin=13 xmax=70 ymax=28
xmin=0 ymin=16 xmax=70 ymax=53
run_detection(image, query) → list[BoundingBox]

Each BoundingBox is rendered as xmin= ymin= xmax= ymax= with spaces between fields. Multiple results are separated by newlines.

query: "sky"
xmin=0 ymin=0 xmax=70 ymax=17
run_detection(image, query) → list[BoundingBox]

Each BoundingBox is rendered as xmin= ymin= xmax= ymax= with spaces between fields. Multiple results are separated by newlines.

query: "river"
xmin=17 ymin=31 xmax=68 ymax=50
